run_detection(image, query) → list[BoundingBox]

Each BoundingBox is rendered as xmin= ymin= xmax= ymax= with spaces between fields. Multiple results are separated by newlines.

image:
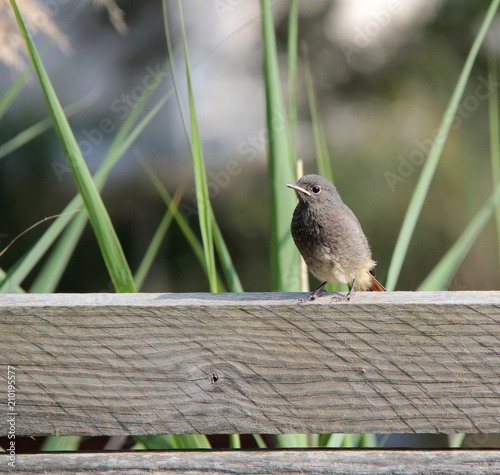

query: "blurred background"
xmin=1 ymin=0 xmax=499 ymax=293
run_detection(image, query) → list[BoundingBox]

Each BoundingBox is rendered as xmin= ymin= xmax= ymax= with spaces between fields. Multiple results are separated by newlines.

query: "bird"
xmin=287 ymin=174 xmax=385 ymax=301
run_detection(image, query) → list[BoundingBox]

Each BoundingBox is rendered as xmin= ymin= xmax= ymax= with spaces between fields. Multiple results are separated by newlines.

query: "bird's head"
xmin=286 ymin=174 xmax=340 ymax=206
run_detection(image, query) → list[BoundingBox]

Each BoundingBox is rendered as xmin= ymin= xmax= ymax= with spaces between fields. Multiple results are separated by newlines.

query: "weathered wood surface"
xmin=1 ymin=292 xmax=500 ymax=436
xmin=7 ymin=450 xmax=500 ymax=474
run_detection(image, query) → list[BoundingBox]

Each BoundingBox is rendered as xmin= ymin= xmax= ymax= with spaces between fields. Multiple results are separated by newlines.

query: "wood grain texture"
xmin=1 ymin=292 xmax=500 ymax=436
xmin=7 ymin=450 xmax=500 ymax=474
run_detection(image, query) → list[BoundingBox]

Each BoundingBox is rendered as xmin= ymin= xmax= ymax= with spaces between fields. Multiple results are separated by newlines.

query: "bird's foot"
xmin=330 ymin=293 xmax=351 ymax=302
xmin=296 ymin=289 xmax=325 ymax=303
xmin=330 ymin=284 xmax=356 ymax=303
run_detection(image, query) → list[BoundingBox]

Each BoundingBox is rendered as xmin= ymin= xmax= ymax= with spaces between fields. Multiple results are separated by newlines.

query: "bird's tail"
xmin=369 ymin=273 xmax=386 ymax=291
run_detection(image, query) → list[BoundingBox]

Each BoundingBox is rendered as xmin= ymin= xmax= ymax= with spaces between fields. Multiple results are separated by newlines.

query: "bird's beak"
xmin=286 ymin=183 xmax=311 ymax=196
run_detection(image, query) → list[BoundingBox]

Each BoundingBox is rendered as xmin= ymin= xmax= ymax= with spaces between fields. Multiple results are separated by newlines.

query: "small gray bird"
xmin=287 ymin=174 xmax=385 ymax=301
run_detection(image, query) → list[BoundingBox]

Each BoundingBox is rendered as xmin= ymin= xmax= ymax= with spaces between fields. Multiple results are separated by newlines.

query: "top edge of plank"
xmin=1 ymin=291 xmax=500 ymax=307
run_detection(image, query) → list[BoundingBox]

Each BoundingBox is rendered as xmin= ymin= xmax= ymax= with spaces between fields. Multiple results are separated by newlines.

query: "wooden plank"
xmin=1 ymin=292 xmax=500 ymax=436
xmin=8 ymin=450 xmax=500 ymax=474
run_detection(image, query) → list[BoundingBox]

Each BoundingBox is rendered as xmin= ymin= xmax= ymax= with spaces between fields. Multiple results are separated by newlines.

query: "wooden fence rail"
xmin=1 ymin=291 xmax=500 ymax=473
xmin=9 ymin=449 xmax=500 ymax=474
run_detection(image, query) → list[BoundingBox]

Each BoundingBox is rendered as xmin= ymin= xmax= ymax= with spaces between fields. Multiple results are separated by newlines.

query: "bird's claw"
xmin=295 ymin=291 xmax=322 ymax=304
xmin=330 ymin=293 xmax=351 ymax=302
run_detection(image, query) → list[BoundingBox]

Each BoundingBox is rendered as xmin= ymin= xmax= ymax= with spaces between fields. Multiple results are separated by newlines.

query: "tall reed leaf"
xmin=386 ymin=0 xmax=500 ymax=290
xmin=134 ymin=210 xmax=175 ymax=291
xmin=11 ymin=0 xmax=135 ymax=292
xmin=211 ymin=214 xmax=244 ymax=292
xmin=287 ymin=0 xmax=298 ymax=168
xmin=261 ymin=0 xmax=301 ymax=291
xmin=321 ymin=433 xmax=345 ymax=447
xmin=165 ymin=0 xmax=217 ymax=292
xmin=488 ymin=58 xmax=500 ymax=273
xmin=274 ymin=434 xmax=309 ymax=448
xmin=30 ymin=68 xmax=171 ymax=293
xmin=0 ymin=90 xmax=97 ymax=161
xmin=135 ymin=434 xmax=211 ymax=450
xmin=418 ymin=183 xmax=500 ymax=290
xmin=0 ymin=0 xmax=90 ymax=121
xmin=29 ymin=209 xmax=87 ymax=293
xmin=0 ymin=270 xmax=23 ymax=293
xmin=2 ymin=85 xmax=170 ymax=293
xmin=10 ymin=0 xmax=135 ymax=293
xmin=303 ymin=45 xmax=334 ymax=182
xmin=449 ymin=434 xmax=466 ymax=448
xmin=140 ymin=158 xmax=226 ymax=292
xmin=41 ymin=436 xmax=82 ymax=451
xmin=264 ymin=0 xmax=305 ymax=447
xmin=0 ymin=69 xmax=31 ymax=121
xmin=229 ymin=434 xmax=241 ymax=449
xmin=0 ymin=203 xmax=79 ymax=292
xmin=164 ymin=1 xmax=239 ymax=293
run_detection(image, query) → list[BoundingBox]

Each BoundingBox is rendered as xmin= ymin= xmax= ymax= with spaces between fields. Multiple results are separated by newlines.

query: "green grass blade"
xmin=11 ymin=0 xmax=135 ymax=293
xmin=0 ymin=89 xmax=98 ymax=161
xmin=164 ymin=1 xmax=238 ymax=293
xmin=0 ymin=203 xmax=79 ymax=292
xmin=386 ymin=0 xmax=500 ymax=290
xmin=287 ymin=0 xmax=298 ymax=168
xmin=136 ymin=433 xmax=212 ymax=450
xmin=162 ymin=1 xmax=190 ymax=139
xmin=378 ymin=434 xmax=391 ymax=448
xmin=418 ymin=182 xmax=500 ymax=290
xmin=252 ymin=434 xmax=267 ymax=448
xmin=303 ymin=44 xmax=334 ymax=182
xmin=29 ymin=210 xmax=87 ymax=293
xmin=176 ymin=0 xmax=217 ymax=293
xmin=229 ymin=434 xmax=241 ymax=449
xmin=449 ymin=434 xmax=466 ymax=448
xmin=141 ymin=159 xmax=226 ymax=292
xmin=342 ymin=434 xmax=361 ymax=447
xmin=320 ymin=433 xmax=345 ymax=448
xmin=3 ymin=68 xmax=171 ymax=292
xmin=41 ymin=436 xmax=82 ymax=451
xmin=0 ymin=68 xmax=31 ymax=121
xmin=274 ymin=434 xmax=309 ymax=448
xmin=137 ymin=434 xmax=211 ymax=450
xmin=134 ymin=210 xmax=174 ymax=291
xmin=3 ymin=23 xmax=230 ymax=294
xmin=359 ymin=433 xmax=377 ymax=448
xmin=0 ymin=269 xmax=25 ymax=294
xmin=318 ymin=127 xmax=333 ymax=181
xmin=112 ymin=59 xmax=169 ymax=148
xmin=172 ymin=434 xmax=211 ymax=449
xmin=162 ymin=1 xmax=217 ymax=292
xmin=488 ymin=57 xmax=500 ymax=275
xmin=211 ymin=213 xmax=243 ymax=292
xmin=0 ymin=0 xmax=90 ymax=121
xmin=29 ymin=74 xmax=171 ymax=293
xmin=261 ymin=0 xmax=301 ymax=291
xmin=134 ymin=435 xmax=175 ymax=450
xmin=303 ymin=45 xmax=345 ymax=295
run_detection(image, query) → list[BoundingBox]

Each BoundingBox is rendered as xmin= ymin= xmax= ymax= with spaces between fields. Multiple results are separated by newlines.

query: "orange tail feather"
xmin=369 ymin=273 xmax=386 ymax=291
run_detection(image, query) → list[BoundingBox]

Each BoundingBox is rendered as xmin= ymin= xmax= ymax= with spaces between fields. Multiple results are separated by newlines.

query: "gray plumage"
xmin=287 ymin=174 xmax=377 ymax=295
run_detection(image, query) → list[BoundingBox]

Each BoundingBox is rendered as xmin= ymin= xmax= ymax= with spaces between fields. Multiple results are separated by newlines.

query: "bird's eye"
xmin=312 ymin=185 xmax=321 ymax=193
